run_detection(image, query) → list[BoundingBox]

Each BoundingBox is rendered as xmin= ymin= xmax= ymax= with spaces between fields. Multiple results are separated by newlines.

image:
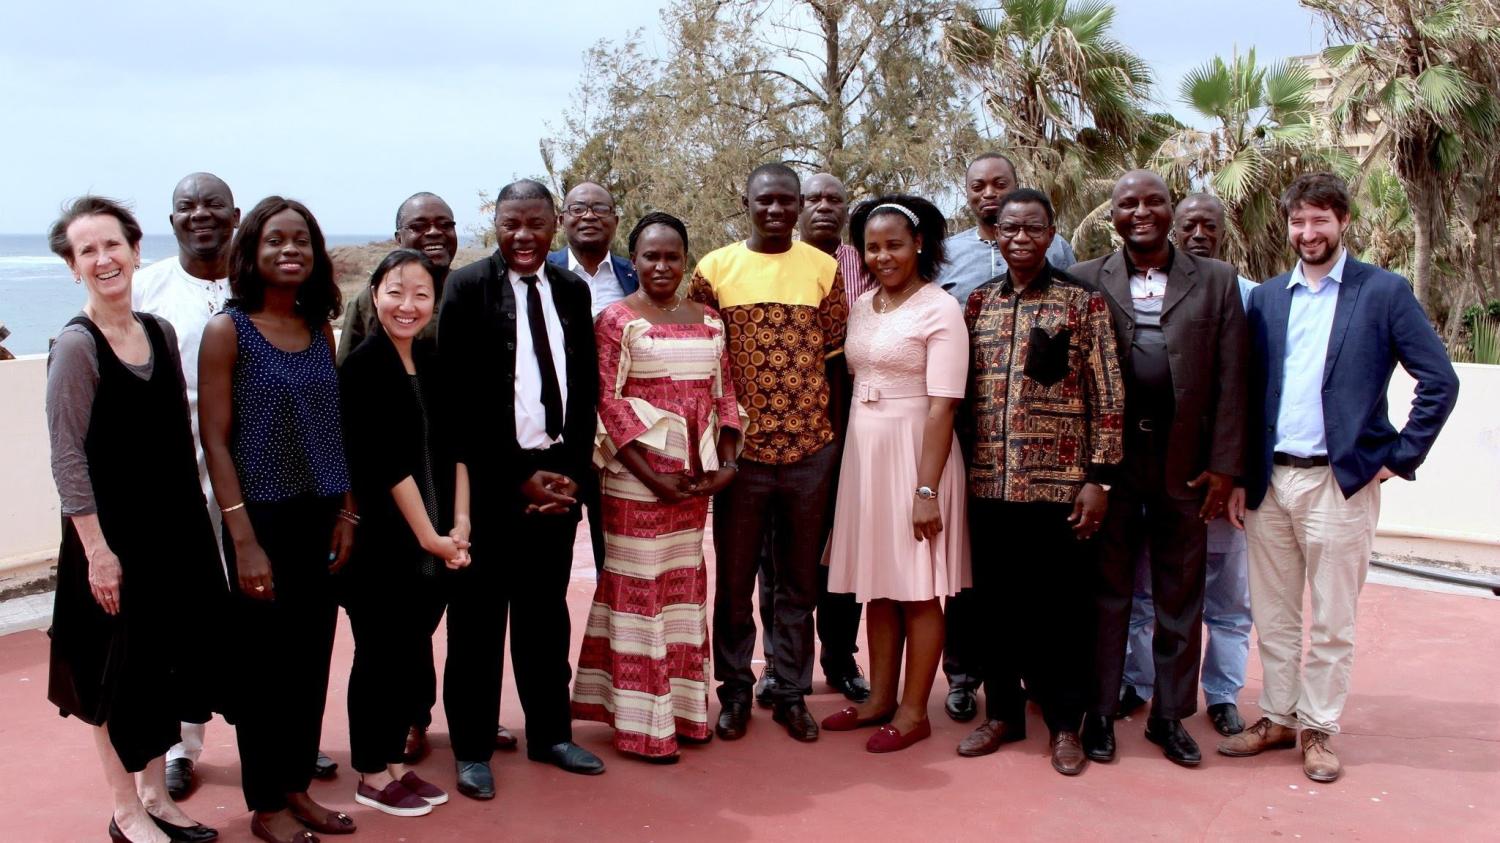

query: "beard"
xmin=1296 ymin=237 xmax=1340 ymax=266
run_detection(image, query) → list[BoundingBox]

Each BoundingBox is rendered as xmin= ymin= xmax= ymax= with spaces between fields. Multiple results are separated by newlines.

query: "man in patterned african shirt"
xmin=688 ymin=162 xmax=847 ymax=744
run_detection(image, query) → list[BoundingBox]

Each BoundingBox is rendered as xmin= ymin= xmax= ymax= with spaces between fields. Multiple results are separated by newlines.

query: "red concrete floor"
xmin=1 ymin=528 xmax=1496 ymax=842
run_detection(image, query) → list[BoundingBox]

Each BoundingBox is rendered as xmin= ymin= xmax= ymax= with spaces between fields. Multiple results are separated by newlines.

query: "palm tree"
xmin=1305 ymin=0 xmax=1500 ymax=325
xmin=944 ymin=0 xmax=1155 ymax=239
xmin=1153 ymin=49 xmax=1354 ymax=281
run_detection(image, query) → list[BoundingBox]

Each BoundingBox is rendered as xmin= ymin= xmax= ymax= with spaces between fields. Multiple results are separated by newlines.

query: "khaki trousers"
xmin=1245 ymin=465 xmax=1380 ymax=734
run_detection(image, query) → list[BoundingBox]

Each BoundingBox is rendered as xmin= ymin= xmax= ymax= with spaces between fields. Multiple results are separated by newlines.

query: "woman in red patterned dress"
xmin=571 ymin=213 xmax=743 ymax=762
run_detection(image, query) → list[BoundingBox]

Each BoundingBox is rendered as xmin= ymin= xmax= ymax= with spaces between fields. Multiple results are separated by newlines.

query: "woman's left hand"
xmin=328 ymin=517 xmax=355 ymax=572
xmin=912 ymin=497 xmax=943 ymax=542
xmin=689 ymin=467 xmax=738 ymax=497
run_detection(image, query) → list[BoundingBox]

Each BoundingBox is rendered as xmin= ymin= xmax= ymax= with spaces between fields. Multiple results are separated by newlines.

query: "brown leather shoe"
xmin=1216 ymin=717 xmax=1298 ymax=757
xmin=1301 ymin=729 xmax=1342 ymax=782
xmin=1049 ymin=731 xmax=1087 ymax=776
xmin=957 ymin=719 xmax=1026 ymax=757
xmin=402 ymin=726 xmax=429 ymax=764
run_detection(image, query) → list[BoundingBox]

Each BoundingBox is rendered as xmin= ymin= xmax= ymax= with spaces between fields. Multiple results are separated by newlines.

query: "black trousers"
xmin=971 ymin=499 xmax=1093 ymax=733
xmin=755 ymin=515 xmax=863 ymax=679
xmin=345 ymin=563 xmax=430 ymax=774
xmin=444 ymin=454 xmax=578 ymax=762
xmin=942 ymin=588 xmax=984 ymax=691
xmin=712 ymin=446 xmax=836 ymax=706
xmin=226 ymin=496 xmax=339 ymax=813
xmin=582 ymin=470 xmax=606 ymax=574
xmin=410 ymin=575 xmax=447 ymax=731
xmin=1091 ymin=430 xmax=1208 ymax=719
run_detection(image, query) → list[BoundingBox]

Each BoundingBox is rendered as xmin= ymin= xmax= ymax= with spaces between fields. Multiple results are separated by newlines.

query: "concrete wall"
xmin=3 ymin=356 xmax=1498 ymax=580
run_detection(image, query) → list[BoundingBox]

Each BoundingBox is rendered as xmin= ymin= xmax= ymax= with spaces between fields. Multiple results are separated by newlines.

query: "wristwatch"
xmin=914 ymin=485 xmax=937 ymax=500
xmin=1095 ymin=483 xmax=1112 ymax=492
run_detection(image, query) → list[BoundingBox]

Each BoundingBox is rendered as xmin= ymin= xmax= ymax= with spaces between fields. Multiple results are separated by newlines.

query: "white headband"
xmin=871 ymin=202 xmax=919 ymax=229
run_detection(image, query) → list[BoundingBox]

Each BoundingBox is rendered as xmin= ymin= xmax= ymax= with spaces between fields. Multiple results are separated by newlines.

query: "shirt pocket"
xmin=1022 ymin=325 xmax=1073 ymax=387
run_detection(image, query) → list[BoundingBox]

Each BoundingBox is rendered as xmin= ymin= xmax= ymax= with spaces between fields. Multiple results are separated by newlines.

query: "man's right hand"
xmin=522 ymin=470 xmax=578 ymax=515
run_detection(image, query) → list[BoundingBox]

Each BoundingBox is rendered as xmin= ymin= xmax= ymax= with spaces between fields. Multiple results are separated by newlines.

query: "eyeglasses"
xmin=401 ymin=219 xmax=457 ymax=235
xmin=564 ymin=202 xmax=616 ymax=218
xmin=996 ymin=222 xmax=1051 ymax=239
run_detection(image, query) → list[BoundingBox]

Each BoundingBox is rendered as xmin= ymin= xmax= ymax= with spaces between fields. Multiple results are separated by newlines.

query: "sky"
xmin=1 ymin=0 xmax=1327 ymax=237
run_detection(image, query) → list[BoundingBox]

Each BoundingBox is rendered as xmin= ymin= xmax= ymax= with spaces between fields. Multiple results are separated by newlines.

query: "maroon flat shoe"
xmin=820 ymin=706 xmax=895 ymax=732
xmin=866 ymin=719 xmax=933 ymax=753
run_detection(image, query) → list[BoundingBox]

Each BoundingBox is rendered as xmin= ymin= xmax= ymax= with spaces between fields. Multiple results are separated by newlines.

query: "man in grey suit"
xmin=1070 ymin=170 xmax=1248 ymax=768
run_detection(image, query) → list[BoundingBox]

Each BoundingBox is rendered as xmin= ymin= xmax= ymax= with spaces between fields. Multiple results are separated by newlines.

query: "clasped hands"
xmin=643 ymin=466 xmax=736 ymax=505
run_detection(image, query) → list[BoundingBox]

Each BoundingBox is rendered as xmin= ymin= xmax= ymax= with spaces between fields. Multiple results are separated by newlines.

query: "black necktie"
xmin=521 ymin=274 xmax=564 ymax=439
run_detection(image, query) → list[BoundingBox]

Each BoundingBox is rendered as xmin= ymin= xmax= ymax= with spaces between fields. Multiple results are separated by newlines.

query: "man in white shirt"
xmin=546 ymin=182 xmax=639 ymax=574
xmin=131 ymin=172 xmax=238 ymax=800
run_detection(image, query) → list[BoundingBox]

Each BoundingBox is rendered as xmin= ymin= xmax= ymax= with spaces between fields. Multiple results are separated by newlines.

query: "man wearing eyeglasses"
xmin=547 ymin=182 xmax=639 ymax=318
xmin=936 ymin=151 xmax=1077 ymax=725
xmin=337 ymin=192 xmax=460 ymax=363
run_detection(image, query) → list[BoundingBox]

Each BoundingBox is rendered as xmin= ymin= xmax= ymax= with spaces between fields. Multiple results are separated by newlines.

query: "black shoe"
xmin=165 ymin=758 xmax=194 ymax=801
xmin=772 ymin=701 xmax=820 ymax=742
xmin=149 ymin=814 xmax=219 ymax=843
xmin=1207 ymin=703 xmax=1245 ymax=736
xmin=312 ymin=750 xmax=338 ymax=780
xmin=527 ymin=741 xmax=606 ymax=775
xmin=455 ymin=761 xmax=495 ymax=800
xmin=716 ymin=701 xmax=751 ymax=740
xmin=1145 ymin=717 xmax=1202 ymax=767
xmin=1082 ymin=714 xmax=1116 ymax=762
xmin=944 ymin=686 xmax=978 ymax=723
xmin=826 ymin=666 xmax=871 ymax=703
xmin=754 ymin=667 xmax=779 ymax=707
xmin=1116 ymin=686 xmax=1150 ymax=718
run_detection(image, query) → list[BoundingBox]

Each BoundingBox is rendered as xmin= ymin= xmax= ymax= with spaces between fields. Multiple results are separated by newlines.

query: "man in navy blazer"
xmin=1220 ymin=172 xmax=1458 ymax=784
xmin=547 ymin=181 xmax=639 ymax=573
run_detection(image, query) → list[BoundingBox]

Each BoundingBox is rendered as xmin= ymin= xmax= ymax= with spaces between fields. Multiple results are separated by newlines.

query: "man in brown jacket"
xmin=1070 ymin=171 xmax=1248 ymax=768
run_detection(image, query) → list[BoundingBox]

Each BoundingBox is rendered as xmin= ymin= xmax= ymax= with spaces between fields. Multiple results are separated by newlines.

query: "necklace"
xmin=875 ymin=279 xmax=919 ymax=314
xmin=640 ymin=292 xmax=681 ymax=313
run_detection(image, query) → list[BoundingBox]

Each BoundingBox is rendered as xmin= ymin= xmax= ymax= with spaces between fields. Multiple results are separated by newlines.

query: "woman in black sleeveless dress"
xmin=45 ymin=196 xmax=225 ymax=843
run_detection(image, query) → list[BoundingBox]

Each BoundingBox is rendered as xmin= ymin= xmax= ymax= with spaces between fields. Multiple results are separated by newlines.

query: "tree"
xmin=1153 ymin=49 xmax=1355 ymax=281
xmin=543 ymin=0 xmax=979 ymax=253
xmin=943 ymin=0 xmax=1158 ymax=245
xmin=1305 ymin=0 xmax=1500 ymax=325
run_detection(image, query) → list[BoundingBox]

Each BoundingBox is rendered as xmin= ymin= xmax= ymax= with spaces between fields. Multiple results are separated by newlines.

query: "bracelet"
xmin=337 ymin=509 xmax=361 ymax=525
xmin=220 ymin=502 xmax=245 ymax=514
xmin=721 ymin=460 xmax=739 ymax=472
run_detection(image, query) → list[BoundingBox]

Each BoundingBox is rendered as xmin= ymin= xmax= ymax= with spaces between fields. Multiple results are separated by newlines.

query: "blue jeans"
xmin=1122 ymin=519 xmax=1251 ymax=708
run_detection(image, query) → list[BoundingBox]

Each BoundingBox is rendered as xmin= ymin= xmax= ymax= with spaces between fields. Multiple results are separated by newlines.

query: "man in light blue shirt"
xmin=1119 ymin=194 xmax=1256 ymax=738
xmin=939 ymin=152 xmax=1077 ymax=305
xmin=934 ymin=151 xmax=1076 ymax=723
xmin=1274 ymin=253 xmax=1344 ymax=457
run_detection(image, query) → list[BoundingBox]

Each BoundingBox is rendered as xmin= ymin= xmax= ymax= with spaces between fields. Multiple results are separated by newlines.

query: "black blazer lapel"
xmin=1322 ymin=259 xmax=1366 ymax=387
xmin=1161 ymin=251 xmax=1198 ymax=319
xmin=1099 ymin=252 xmax=1134 ymax=346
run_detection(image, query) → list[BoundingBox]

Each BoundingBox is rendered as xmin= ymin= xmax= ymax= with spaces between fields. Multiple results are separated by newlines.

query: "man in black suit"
xmin=1070 ymin=170 xmax=1247 ymax=768
xmin=437 ymin=179 xmax=605 ymax=800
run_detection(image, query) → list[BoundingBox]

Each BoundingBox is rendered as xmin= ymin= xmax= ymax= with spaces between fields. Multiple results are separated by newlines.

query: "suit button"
xmin=1266 ymin=425 xmax=1274 ymax=432
xmin=507 ymin=312 xmax=515 ymax=320
xmin=507 ymin=342 xmax=515 ymax=350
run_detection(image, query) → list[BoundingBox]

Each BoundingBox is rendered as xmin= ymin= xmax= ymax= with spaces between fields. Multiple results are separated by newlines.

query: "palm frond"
xmin=1415 ymin=63 xmax=1480 ymax=118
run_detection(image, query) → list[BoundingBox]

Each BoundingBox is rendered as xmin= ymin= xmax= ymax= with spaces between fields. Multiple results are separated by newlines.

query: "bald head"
xmin=169 ymin=171 xmax=237 ymax=266
xmin=560 ymin=181 xmax=619 ymax=258
xmin=1174 ymin=193 xmax=1228 ymax=260
xmin=1110 ymin=169 xmax=1173 ymax=255
xmin=395 ymin=192 xmax=458 ymax=269
xmin=799 ymin=172 xmax=850 ymax=252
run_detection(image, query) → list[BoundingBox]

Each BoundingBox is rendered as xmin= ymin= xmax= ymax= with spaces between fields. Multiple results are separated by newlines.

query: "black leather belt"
xmin=1273 ymin=452 xmax=1329 ymax=468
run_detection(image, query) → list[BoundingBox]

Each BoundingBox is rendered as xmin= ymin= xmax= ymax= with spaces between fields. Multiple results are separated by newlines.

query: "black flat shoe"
xmin=944 ymin=686 xmax=978 ymax=723
xmin=527 ymin=741 xmax=606 ymax=775
xmin=1082 ymin=714 xmax=1116 ymax=762
xmin=826 ymin=667 xmax=871 ymax=703
xmin=1145 ymin=717 xmax=1202 ymax=767
xmin=150 ymin=814 xmax=219 ymax=842
xmin=754 ymin=668 xmax=779 ymax=708
xmin=165 ymin=758 xmax=194 ymax=801
xmin=716 ymin=701 xmax=750 ymax=740
xmin=1116 ymin=686 xmax=1149 ymax=718
xmin=772 ymin=702 xmax=819 ymax=742
xmin=1207 ymin=702 xmax=1245 ymax=736
xmin=455 ymin=761 xmax=495 ymax=800
xmin=311 ymin=752 xmax=338 ymax=781
xmin=108 ymin=818 xmax=132 ymax=843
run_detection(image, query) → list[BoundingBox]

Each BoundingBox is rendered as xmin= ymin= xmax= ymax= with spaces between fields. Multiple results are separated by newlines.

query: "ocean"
xmin=0 ymin=233 xmax=386 ymax=357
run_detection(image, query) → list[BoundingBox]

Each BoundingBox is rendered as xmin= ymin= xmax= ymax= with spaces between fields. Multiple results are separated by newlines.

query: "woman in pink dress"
xmin=823 ymin=195 xmax=970 ymax=753
xmin=571 ymin=213 xmax=743 ymax=763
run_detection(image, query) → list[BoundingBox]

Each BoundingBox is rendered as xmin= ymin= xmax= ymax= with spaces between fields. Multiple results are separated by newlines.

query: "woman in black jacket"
xmin=338 ymin=249 xmax=470 ymax=819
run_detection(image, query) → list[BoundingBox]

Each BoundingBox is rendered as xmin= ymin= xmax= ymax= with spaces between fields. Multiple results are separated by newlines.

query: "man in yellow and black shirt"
xmin=688 ymin=162 xmax=847 ymax=743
